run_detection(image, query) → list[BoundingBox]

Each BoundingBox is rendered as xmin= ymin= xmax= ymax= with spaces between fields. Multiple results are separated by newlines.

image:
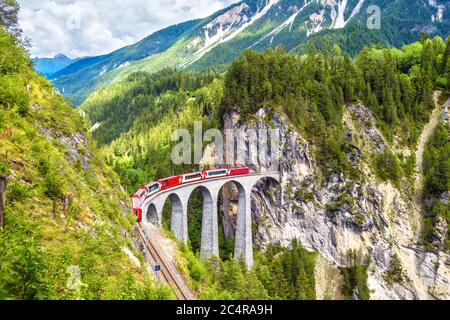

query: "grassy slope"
xmin=0 ymin=31 xmax=173 ymax=300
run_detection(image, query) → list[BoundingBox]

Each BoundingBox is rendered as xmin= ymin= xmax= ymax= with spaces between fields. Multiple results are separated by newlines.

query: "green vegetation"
xmin=81 ymin=68 xmax=220 ymax=146
xmin=221 ymin=37 xmax=449 ymax=182
xmin=384 ymin=253 xmax=405 ymax=286
xmin=340 ymin=250 xmax=370 ymax=300
xmin=372 ymin=151 xmax=402 ymax=184
xmin=3 ymin=0 xmax=449 ymax=300
xmin=79 ymin=35 xmax=449 ymax=300
xmin=422 ymin=122 xmax=450 ymax=251
xmin=423 ymin=123 xmax=450 ymax=196
xmin=81 ymin=70 xmax=224 ymax=194
xmin=0 ymin=26 xmax=173 ymax=300
xmin=187 ymin=190 xmax=204 ymax=254
xmin=178 ymin=239 xmax=317 ymax=300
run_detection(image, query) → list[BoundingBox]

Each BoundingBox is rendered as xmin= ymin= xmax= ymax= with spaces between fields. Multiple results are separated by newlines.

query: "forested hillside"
xmin=221 ymin=35 xmax=450 ymax=249
xmin=80 ymin=30 xmax=449 ymax=299
xmin=0 ymin=27 xmax=173 ymax=299
xmin=422 ymin=121 xmax=450 ymax=251
xmin=223 ymin=35 xmax=450 ymax=175
xmin=90 ymin=33 xmax=450 ymax=192
xmin=50 ymin=19 xmax=201 ymax=105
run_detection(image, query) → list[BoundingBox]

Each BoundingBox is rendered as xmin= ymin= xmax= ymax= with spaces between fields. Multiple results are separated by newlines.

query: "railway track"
xmin=136 ymin=224 xmax=195 ymax=300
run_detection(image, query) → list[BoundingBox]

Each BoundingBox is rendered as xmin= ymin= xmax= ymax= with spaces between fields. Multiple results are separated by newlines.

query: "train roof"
xmin=158 ymin=175 xmax=180 ymax=180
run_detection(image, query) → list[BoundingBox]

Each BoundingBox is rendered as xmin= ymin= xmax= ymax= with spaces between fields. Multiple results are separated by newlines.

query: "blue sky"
xmin=18 ymin=0 xmax=237 ymax=58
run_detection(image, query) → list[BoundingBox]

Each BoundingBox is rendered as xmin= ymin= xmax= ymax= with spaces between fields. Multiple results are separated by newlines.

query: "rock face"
xmin=215 ymin=106 xmax=450 ymax=300
xmin=38 ymin=127 xmax=92 ymax=170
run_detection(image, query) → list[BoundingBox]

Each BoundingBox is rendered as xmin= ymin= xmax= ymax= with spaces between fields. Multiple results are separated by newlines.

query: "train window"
xmin=164 ymin=180 xmax=168 ymax=186
xmin=208 ymin=170 xmax=226 ymax=176
xmin=148 ymin=183 xmax=159 ymax=192
xmin=139 ymin=191 xmax=146 ymax=197
xmin=185 ymin=173 xmax=201 ymax=180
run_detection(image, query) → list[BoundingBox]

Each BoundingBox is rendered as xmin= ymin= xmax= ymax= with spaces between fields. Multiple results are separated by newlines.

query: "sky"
xmin=18 ymin=0 xmax=237 ymax=58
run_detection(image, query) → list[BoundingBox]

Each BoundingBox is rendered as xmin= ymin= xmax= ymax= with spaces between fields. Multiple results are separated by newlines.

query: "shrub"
xmin=6 ymin=181 xmax=31 ymax=203
xmin=385 ymin=253 xmax=404 ymax=285
xmin=340 ymin=250 xmax=370 ymax=300
xmin=372 ymin=150 xmax=402 ymax=183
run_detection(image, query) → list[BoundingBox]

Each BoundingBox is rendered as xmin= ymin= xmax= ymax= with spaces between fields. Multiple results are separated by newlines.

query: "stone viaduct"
xmin=140 ymin=172 xmax=280 ymax=268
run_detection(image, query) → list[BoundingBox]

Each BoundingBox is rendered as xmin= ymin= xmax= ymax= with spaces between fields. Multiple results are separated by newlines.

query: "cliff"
xmin=216 ymin=105 xmax=449 ymax=300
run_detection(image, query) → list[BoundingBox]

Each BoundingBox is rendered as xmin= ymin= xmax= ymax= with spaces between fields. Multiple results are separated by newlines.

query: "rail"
xmin=136 ymin=224 xmax=196 ymax=300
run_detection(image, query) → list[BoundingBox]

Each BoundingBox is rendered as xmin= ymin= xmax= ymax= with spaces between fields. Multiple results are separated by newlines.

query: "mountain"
xmin=80 ymin=35 xmax=450 ymax=299
xmin=50 ymin=19 xmax=200 ymax=105
xmin=32 ymin=54 xmax=81 ymax=77
xmin=53 ymin=0 xmax=450 ymax=105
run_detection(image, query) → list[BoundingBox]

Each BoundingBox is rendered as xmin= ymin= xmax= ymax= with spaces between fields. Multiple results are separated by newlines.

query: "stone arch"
xmin=165 ymin=193 xmax=187 ymax=243
xmin=186 ymin=186 xmax=218 ymax=258
xmin=146 ymin=203 xmax=159 ymax=227
xmin=217 ymin=180 xmax=251 ymax=266
xmin=250 ymin=176 xmax=281 ymax=202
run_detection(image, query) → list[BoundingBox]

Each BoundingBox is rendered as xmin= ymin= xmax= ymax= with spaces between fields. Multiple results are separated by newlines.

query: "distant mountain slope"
xmin=51 ymin=19 xmax=200 ymax=105
xmin=54 ymin=0 xmax=450 ymax=105
xmin=33 ymin=54 xmax=81 ymax=77
xmin=294 ymin=0 xmax=450 ymax=55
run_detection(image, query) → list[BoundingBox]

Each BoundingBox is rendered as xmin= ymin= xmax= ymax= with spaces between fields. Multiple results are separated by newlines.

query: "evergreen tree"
xmin=441 ymin=37 xmax=450 ymax=73
xmin=295 ymin=267 xmax=315 ymax=300
xmin=0 ymin=0 xmax=21 ymax=38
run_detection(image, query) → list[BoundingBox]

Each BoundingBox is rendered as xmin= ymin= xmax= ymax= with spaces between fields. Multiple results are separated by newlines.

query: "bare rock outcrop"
xmin=212 ymin=106 xmax=450 ymax=300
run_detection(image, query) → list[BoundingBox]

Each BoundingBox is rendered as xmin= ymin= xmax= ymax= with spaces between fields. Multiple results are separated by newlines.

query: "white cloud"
xmin=18 ymin=0 xmax=238 ymax=58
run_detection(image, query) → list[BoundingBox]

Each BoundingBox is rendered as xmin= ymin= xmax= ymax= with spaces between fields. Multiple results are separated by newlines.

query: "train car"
xmin=145 ymin=181 xmax=161 ymax=196
xmin=159 ymin=175 xmax=182 ymax=190
xmin=229 ymin=167 xmax=250 ymax=176
xmin=133 ymin=188 xmax=147 ymax=205
xmin=132 ymin=194 xmax=142 ymax=221
xmin=133 ymin=208 xmax=143 ymax=222
xmin=181 ymin=171 xmax=203 ymax=184
xmin=132 ymin=187 xmax=147 ymax=222
xmin=204 ymin=168 xmax=229 ymax=179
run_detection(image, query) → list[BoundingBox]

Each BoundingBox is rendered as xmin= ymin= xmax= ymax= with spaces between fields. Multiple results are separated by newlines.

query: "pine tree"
xmin=441 ymin=37 xmax=450 ymax=73
xmin=0 ymin=0 xmax=22 ymax=39
xmin=221 ymin=259 xmax=246 ymax=294
xmin=382 ymin=87 xmax=398 ymax=125
xmin=268 ymin=258 xmax=290 ymax=299
xmin=241 ymin=271 xmax=269 ymax=300
xmin=295 ymin=267 xmax=315 ymax=300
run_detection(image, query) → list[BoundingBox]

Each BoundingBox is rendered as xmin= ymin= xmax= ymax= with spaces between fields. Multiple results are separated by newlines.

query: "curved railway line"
xmin=136 ymin=224 xmax=195 ymax=300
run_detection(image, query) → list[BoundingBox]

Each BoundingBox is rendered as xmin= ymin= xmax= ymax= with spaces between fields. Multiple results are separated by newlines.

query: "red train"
xmin=132 ymin=167 xmax=250 ymax=222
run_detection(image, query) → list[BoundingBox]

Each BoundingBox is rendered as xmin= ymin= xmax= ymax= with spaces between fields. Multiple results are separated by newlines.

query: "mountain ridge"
xmin=50 ymin=19 xmax=201 ymax=104
xmin=33 ymin=54 xmax=82 ymax=77
xmin=49 ymin=0 xmax=450 ymax=105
